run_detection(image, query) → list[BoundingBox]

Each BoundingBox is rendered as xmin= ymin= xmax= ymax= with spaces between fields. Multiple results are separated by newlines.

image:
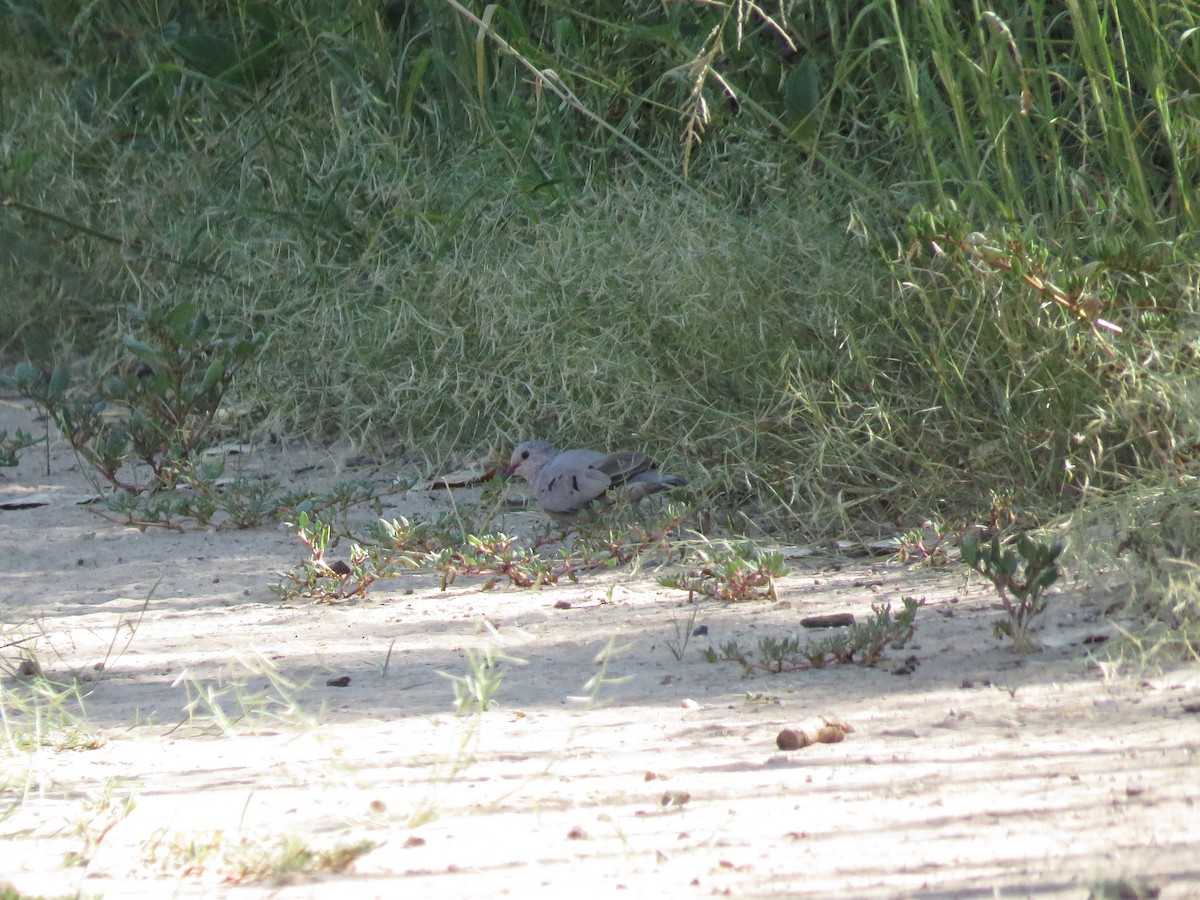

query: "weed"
xmin=430 ymin=533 xmax=563 ymax=590
xmin=142 ymin=829 xmax=375 ymax=882
xmin=0 ymin=621 xmax=107 ymax=754
xmin=0 ymin=428 xmax=37 ymax=468
xmin=170 ymin=655 xmax=317 ymax=737
xmin=583 ymin=638 xmax=634 ymax=707
xmin=272 ymin=511 xmax=409 ymax=602
xmin=1095 ymin=566 xmax=1200 ymax=672
xmin=1 ymin=585 xmax=153 ymax=756
xmin=897 ymin=521 xmax=954 ymax=566
xmin=275 ymin=502 xmax=687 ymax=602
xmin=662 ymin=540 xmax=788 ymax=602
xmin=5 ymin=303 xmax=262 ymax=491
xmin=3 ymin=303 xmax=271 ymax=529
xmin=664 ymin=605 xmax=701 ymax=661
xmin=962 ymin=531 xmax=1063 ymax=650
xmin=712 ymin=598 xmax=922 ymax=674
xmin=438 ymin=619 xmax=527 ymax=715
xmin=0 ymin=672 xmax=102 ymax=754
xmin=439 ymin=647 xmax=511 ymax=714
xmin=63 ymin=779 xmax=137 ymax=868
xmin=1088 ymin=878 xmax=1161 ymax=900
xmin=379 ymin=639 xmax=397 ymax=677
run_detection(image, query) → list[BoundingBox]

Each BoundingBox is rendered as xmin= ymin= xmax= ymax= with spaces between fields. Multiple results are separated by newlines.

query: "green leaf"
xmin=122 ymin=334 xmax=165 ymax=368
xmin=961 ymin=533 xmax=978 ymax=564
xmin=167 ymin=301 xmax=198 ymax=333
xmin=1034 ymin=566 xmax=1059 ymax=591
xmin=198 ymin=357 xmax=227 ymax=396
xmin=231 ymin=334 xmax=263 ymax=360
xmin=48 ymin=363 xmax=71 ymax=399
xmin=186 ymin=310 xmax=212 ymax=342
xmin=1016 ymin=532 xmax=1034 ymax=557
xmin=11 ymin=361 xmax=40 ymax=387
xmin=625 ymin=24 xmax=683 ymax=48
xmin=9 ymin=150 xmax=39 ymax=186
xmin=784 ymin=57 xmax=822 ymax=123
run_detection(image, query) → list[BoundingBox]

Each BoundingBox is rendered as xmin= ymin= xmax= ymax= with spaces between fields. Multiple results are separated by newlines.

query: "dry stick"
xmin=952 ymin=234 xmax=1123 ymax=344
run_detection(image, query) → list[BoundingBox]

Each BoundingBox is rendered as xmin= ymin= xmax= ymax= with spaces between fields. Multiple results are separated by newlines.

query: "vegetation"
xmin=704 ymin=597 xmax=923 ymax=673
xmin=2 ymin=6 xmax=1195 ymax=890
xmin=661 ymin=539 xmax=787 ymax=602
xmin=962 ymin=530 xmax=1064 ymax=650
xmin=2 ymin=2 xmax=1198 ymax=562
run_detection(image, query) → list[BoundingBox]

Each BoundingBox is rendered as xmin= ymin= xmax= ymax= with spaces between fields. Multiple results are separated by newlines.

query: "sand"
xmin=2 ymin=395 xmax=1198 ymax=899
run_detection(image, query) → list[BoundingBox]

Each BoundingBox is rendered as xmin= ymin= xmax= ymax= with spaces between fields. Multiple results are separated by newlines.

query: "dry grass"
xmin=2 ymin=1 xmax=1199 ymax=550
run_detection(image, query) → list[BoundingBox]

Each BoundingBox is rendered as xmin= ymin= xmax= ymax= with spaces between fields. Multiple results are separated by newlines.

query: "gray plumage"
xmin=504 ymin=440 xmax=688 ymax=519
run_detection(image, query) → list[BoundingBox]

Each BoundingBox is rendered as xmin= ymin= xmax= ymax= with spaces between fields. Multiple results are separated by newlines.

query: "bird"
xmin=503 ymin=440 xmax=688 ymax=521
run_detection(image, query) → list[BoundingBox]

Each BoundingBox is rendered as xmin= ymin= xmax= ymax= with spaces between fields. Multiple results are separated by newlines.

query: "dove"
xmin=504 ymin=440 xmax=688 ymax=520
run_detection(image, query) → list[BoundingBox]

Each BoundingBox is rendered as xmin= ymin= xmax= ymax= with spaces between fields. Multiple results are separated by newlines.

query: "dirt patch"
xmin=2 ymin=396 xmax=1198 ymax=899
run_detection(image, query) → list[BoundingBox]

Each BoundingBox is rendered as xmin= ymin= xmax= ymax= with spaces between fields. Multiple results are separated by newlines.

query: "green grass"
xmin=2 ymin=0 xmax=1199 ymax=558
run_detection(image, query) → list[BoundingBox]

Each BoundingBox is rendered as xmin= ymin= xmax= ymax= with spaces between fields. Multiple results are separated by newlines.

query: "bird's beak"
xmin=502 ymin=463 xmax=517 ymax=479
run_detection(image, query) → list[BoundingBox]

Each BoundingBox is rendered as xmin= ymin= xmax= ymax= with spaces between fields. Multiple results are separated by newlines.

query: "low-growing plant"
xmin=6 ymin=302 xmax=262 ymax=489
xmin=2 ymin=589 xmax=152 ymax=756
xmin=0 ymin=428 xmax=37 ymax=468
xmin=664 ymin=605 xmax=701 ymax=661
xmin=63 ymin=779 xmax=137 ymax=868
xmin=1091 ymin=566 xmax=1200 ymax=673
xmin=170 ymin=655 xmax=317 ymax=737
xmin=275 ymin=503 xmax=689 ymax=601
xmin=272 ymin=511 xmax=422 ymax=602
xmin=2 ymin=302 xmax=264 ymax=527
xmin=430 ymin=533 xmax=564 ymax=590
xmin=583 ymin=637 xmax=634 ymax=707
xmin=897 ymin=521 xmax=954 ymax=566
xmin=962 ymin=531 xmax=1063 ymax=650
xmin=379 ymin=639 xmax=397 ymax=677
xmin=142 ymin=829 xmax=375 ymax=883
xmin=662 ymin=539 xmax=788 ymax=602
xmin=438 ymin=623 xmax=527 ymax=715
xmin=708 ymin=598 xmax=922 ymax=674
xmin=0 ymin=669 xmax=103 ymax=754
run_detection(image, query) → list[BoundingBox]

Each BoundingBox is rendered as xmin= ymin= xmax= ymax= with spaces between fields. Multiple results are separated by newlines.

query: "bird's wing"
xmin=536 ymin=449 xmax=612 ymax=514
xmin=594 ymin=450 xmax=655 ymax=487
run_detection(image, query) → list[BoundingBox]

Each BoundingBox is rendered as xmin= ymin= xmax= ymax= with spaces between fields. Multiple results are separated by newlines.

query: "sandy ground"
xmin=2 ymin=395 xmax=1199 ymax=899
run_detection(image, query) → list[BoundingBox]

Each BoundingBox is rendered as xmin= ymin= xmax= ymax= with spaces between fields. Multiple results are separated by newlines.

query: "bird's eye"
xmin=521 ymin=450 xmax=529 ymax=459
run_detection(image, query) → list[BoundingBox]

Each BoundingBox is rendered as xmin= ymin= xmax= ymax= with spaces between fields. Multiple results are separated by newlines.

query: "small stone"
xmin=554 ymin=599 xmax=572 ymax=609
xmin=326 ymin=675 xmax=351 ymax=687
xmin=680 ymin=698 xmax=700 ymax=710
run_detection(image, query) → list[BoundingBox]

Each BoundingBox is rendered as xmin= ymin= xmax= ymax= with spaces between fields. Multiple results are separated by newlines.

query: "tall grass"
xmin=1 ymin=0 xmax=1198 ymax=541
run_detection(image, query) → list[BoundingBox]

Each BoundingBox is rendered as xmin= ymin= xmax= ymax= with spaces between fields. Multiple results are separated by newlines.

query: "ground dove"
xmin=504 ymin=440 xmax=688 ymax=520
